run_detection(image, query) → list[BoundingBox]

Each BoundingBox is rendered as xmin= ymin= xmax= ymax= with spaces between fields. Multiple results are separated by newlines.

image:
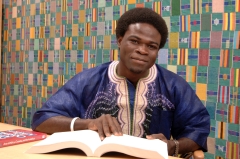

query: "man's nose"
xmin=136 ymin=44 xmax=148 ymax=54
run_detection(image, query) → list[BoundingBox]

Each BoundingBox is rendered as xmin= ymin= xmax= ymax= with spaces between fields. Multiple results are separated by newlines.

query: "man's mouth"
xmin=131 ymin=57 xmax=147 ymax=62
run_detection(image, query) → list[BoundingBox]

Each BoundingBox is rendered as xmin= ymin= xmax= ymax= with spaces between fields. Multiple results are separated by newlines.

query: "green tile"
xmin=215 ymin=139 xmax=226 ymax=158
xmin=197 ymin=66 xmax=208 ymax=83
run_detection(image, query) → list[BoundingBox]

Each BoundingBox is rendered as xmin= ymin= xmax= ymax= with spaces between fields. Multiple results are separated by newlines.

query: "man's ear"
xmin=117 ymin=37 xmax=123 ymax=47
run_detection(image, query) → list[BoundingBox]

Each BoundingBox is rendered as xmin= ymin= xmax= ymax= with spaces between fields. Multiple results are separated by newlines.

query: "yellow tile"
xmin=169 ymin=32 xmax=179 ymax=48
xmin=30 ymin=27 xmax=35 ymax=39
xmin=48 ymin=75 xmax=53 ymax=87
xmin=196 ymin=83 xmax=207 ymax=101
xmin=27 ymin=96 xmax=32 ymax=107
xmin=16 ymin=17 xmax=21 ymax=28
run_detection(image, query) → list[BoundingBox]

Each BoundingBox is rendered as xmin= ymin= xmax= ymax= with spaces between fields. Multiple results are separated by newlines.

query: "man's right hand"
xmin=87 ymin=114 xmax=123 ymax=140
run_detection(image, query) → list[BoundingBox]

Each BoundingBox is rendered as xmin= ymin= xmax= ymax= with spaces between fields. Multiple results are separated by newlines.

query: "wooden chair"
xmin=180 ymin=149 xmax=204 ymax=159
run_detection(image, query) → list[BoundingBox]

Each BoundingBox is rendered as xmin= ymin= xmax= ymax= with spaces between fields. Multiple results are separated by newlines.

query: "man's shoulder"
xmin=66 ymin=62 xmax=112 ymax=84
xmin=154 ymin=64 xmax=189 ymax=85
xmin=154 ymin=64 xmax=179 ymax=77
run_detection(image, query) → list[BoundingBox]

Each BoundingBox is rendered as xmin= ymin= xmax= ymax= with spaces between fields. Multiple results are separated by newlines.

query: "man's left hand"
xmin=146 ymin=133 xmax=175 ymax=155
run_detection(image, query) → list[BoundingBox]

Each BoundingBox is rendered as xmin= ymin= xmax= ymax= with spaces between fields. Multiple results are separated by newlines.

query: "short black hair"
xmin=116 ymin=8 xmax=168 ymax=49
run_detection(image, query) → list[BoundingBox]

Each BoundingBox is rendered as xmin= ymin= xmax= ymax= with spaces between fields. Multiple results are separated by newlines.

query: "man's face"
xmin=117 ymin=23 xmax=161 ymax=77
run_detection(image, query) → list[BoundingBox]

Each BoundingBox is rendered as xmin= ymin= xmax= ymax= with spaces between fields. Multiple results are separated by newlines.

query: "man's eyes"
xmin=130 ymin=39 xmax=138 ymax=44
xmin=148 ymin=45 xmax=157 ymax=50
xmin=130 ymin=40 xmax=157 ymax=49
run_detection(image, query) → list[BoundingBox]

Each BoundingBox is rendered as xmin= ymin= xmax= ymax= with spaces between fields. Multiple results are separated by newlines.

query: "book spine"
xmin=0 ymin=135 xmax=47 ymax=148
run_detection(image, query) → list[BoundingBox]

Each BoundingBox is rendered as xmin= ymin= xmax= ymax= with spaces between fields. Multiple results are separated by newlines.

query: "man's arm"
xmin=35 ymin=114 xmax=123 ymax=140
xmin=169 ymin=137 xmax=200 ymax=155
xmin=176 ymin=137 xmax=200 ymax=155
xmin=35 ymin=116 xmax=90 ymax=134
xmin=147 ymin=134 xmax=200 ymax=156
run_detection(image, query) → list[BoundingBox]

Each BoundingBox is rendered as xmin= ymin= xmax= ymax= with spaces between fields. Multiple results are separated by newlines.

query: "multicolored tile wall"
xmin=1 ymin=0 xmax=240 ymax=158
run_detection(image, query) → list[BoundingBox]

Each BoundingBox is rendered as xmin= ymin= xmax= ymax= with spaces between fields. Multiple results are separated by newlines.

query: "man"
xmin=32 ymin=8 xmax=210 ymax=156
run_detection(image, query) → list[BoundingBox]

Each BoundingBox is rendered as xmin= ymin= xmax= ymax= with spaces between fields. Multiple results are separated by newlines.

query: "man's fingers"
xmin=105 ymin=114 xmax=122 ymax=136
xmin=146 ymin=135 xmax=154 ymax=139
xmin=102 ymin=114 xmax=112 ymax=137
xmin=97 ymin=122 xmax=105 ymax=140
xmin=88 ymin=114 xmax=123 ymax=140
xmin=104 ymin=114 xmax=116 ymax=135
xmin=147 ymin=133 xmax=168 ymax=143
xmin=88 ymin=118 xmax=105 ymax=140
xmin=112 ymin=117 xmax=122 ymax=135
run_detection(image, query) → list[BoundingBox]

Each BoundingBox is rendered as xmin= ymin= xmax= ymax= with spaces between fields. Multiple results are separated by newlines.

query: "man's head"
xmin=115 ymin=8 xmax=168 ymax=82
xmin=116 ymin=8 xmax=168 ymax=49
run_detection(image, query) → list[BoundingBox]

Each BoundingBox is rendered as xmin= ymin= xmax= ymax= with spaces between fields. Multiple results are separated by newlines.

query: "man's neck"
xmin=116 ymin=63 xmax=149 ymax=88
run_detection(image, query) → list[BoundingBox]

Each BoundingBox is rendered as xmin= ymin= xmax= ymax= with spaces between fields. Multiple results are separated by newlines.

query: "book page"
xmin=25 ymin=130 xmax=101 ymax=156
xmin=94 ymin=134 xmax=168 ymax=159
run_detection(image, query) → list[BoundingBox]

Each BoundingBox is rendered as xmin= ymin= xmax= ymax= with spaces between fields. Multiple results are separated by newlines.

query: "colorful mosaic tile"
xmin=1 ymin=0 xmax=240 ymax=158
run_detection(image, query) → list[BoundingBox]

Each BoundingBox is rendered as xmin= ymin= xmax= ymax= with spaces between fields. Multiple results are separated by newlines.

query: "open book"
xmin=25 ymin=130 xmax=168 ymax=159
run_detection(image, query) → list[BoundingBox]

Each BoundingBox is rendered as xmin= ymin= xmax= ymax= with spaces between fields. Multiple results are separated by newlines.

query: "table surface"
xmin=0 ymin=122 xmax=181 ymax=159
